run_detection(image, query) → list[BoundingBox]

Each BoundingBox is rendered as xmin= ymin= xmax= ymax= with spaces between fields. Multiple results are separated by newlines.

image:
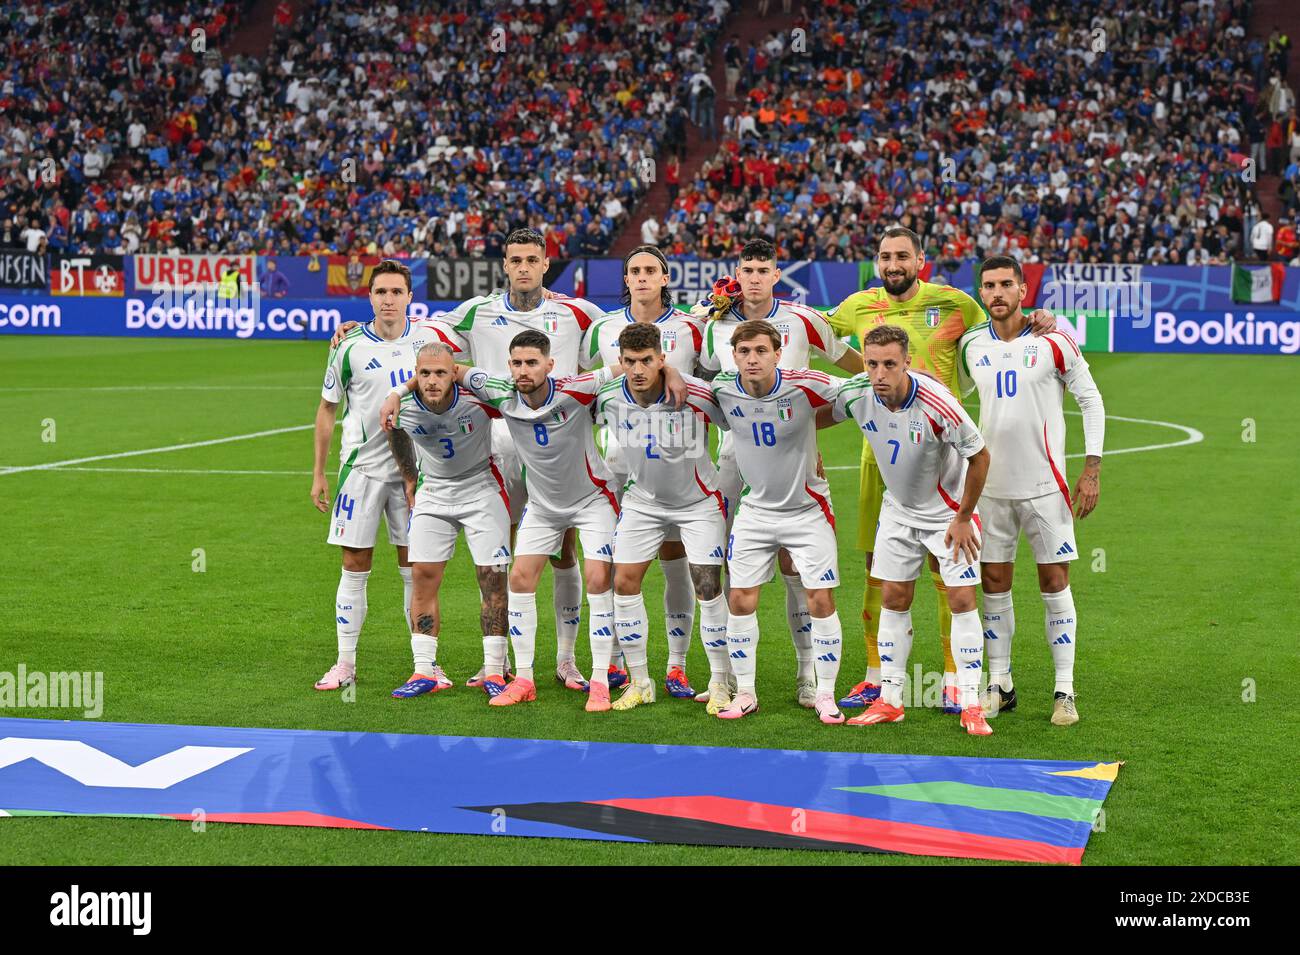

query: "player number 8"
xmin=533 ymin=423 xmax=549 ymax=446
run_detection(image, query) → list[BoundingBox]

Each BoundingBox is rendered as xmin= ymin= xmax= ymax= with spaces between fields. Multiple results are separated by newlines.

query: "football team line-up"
xmin=309 ymin=226 xmax=1104 ymax=735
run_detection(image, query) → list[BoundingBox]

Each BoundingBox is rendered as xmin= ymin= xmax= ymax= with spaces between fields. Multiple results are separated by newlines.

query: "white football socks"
xmin=981 ymin=589 xmax=1015 ymax=691
xmin=726 ymin=612 xmax=759 ymax=693
xmin=698 ymin=595 xmax=732 ymax=682
xmin=1043 ymin=587 xmax=1077 ymax=695
xmin=335 ymin=569 xmax=370 ymax=666
xmin=877 ymin=608 xmax=913 ymax=708
xmin=553 ymin=563 xmax=583 ymax=665
xmin=950 ymin=609 xmax=983 ymax=709
xmin=783 ymin=574 xmax=814 ymax=681
xmin=483 ymin=634 xmax=508 ymax=676
xmin=614 ymin=592 xmax=650 ymax=683
xmin=588 ymin=589 xmax=615 ymax=685
xmin=507 ymin=589 xmax=537 ymax=681
xmin=411 ymin=633 xmax=438 ymax=675
xmin=661 ymin=557 xmax=694 ymax=670
xmin=398 ymin=564 xmax=413 ymax=630
xmin=809 ymin=611 xmax=843 ymax=696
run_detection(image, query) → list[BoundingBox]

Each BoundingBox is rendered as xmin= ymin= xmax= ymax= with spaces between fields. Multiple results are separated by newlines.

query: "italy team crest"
xmin=777 ymin=398 xmax=793 ymax=421
xmin=552 ymin=408 xmax=569 ymax=424
xmin=925 ymin=307 xmax=941 ymax=328
xmin=543 ymin=316 xmax=560 ymax=335
xmin=457 ymin=415 xmax=475 ymax=434
xmin=908 ymin=420 xmax=925 ymax=444
xmin=661 ymin=329 xmax=677 ymax=352
xmin=1023 ymin=346 xmax=1039 ymax=368
xmin=775 ymin=323 xmax=791 ymax=347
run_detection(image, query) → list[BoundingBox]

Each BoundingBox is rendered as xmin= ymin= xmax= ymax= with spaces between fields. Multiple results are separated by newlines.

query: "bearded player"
xmin=828 ymin=226 xmax=1055 ymax=713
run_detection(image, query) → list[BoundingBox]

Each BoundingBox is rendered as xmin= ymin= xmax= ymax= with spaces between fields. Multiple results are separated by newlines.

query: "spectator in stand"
xmin=1251 ymin=213 xmax=1275 ymax=259
xmin=1275 ymin=217 xmax=1298 ymax=261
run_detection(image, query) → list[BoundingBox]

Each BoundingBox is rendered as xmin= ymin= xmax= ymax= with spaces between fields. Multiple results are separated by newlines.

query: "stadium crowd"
xmin=3 ymin=0 xmax=1299 ymax=265
xmin=0 ymin=0 xmax=728 ymax=259
xmin=667 ymin=0 xmax=1297 ymax=265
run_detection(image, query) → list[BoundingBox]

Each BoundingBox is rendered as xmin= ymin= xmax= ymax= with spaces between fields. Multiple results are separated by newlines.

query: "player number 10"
xmin=995 ymin=369 xmax=1018 ymax=398
xmin=750 ymin=421 xmax=776 ymax=446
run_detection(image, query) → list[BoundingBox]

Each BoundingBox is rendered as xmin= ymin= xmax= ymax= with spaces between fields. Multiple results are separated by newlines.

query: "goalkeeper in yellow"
xmin=827 ymin=226 xmax=1055 ymax=712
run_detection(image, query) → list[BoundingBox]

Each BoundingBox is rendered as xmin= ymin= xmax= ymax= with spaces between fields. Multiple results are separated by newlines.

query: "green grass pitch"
xmin=1 ymin=336 xmax=1297 ymax=865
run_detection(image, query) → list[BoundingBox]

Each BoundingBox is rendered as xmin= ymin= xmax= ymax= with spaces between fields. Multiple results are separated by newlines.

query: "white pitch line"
xmin=825 ymin=411 xmax=1203 ymax=470
xmin=16 ymin=466 xmax=313 ymax=476
xmin=0 ymin=425 xmax=313 ymax=476
xmin=0 ymin=385 xmax=308 ymax=392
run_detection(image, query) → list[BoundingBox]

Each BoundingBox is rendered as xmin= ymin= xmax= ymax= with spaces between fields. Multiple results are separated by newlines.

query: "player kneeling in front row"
xmin=833 ymin=325 xmax=993 ymax=735
xmin=596 ymin=322 xmax=736 ymax=713
xmin=709 ymin=321 xmax=848 ymax=724
xmin=961 ymin=257 xmax=1105 ymax=726
xmin=386 ymin=343 xmax=512 ymax=698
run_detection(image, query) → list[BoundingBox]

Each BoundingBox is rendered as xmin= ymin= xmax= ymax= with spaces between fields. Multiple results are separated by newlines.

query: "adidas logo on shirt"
xmin=364 ymin=357 xmax=383 ymax=371
xmin=865 ymin=420 xmax=878 ymax=432
xmin=412 ymin=425 xmax=428 ymax=435
xmin=1056 ymin=542 xmax=1075 ymax=556
xmin=976 ymin=355 xmax=992 ymax=367
xmin=710 ymin=546 xmax=724 ymax=558
xmin=729 ymin=406 xmax=745 ymax=418
xmin=492 ymin=316 xmax=509 ymax=326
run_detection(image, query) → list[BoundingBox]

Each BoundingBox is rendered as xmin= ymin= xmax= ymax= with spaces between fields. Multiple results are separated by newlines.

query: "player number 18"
xmin=750 ymin=421 xmax=776 ymax=446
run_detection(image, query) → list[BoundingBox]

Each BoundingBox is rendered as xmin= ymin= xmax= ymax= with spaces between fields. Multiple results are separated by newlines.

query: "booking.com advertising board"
xmin=0 ymin=252 xmax=1296 ymax=356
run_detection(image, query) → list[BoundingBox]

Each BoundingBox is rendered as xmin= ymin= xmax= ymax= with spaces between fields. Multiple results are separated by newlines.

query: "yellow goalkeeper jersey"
xmin=827 ymin=280 xmax=986 ymax=393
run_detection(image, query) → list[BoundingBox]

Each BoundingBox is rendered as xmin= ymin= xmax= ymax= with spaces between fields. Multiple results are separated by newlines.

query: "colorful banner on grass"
xmin=0 ymin=718 xmax=1120 ymax=863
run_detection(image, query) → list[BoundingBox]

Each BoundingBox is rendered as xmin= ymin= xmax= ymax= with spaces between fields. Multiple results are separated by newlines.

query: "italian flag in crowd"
xmin=1230 ymin=262 xmax=1286 ymax=303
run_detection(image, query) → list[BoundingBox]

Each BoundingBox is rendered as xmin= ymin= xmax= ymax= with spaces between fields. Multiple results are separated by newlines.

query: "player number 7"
xmin=886 ymin=438 xmax=900 ymax=464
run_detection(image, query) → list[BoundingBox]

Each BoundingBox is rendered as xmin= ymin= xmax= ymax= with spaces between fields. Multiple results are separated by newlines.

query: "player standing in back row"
xmin=697 ymin=238 xmax=864 ymax=707
xmin=584 ymin=245 xmax=710 ymax=699
xmin=832 ymin=325 xmax=993 ymax=736
xmin=310 ymin=260 xmax=437 ymax=692
xmin=828 ymin=226 xmax=1056 ymax=714
xmin=959 ymin=256 xmax=1105 ymax=726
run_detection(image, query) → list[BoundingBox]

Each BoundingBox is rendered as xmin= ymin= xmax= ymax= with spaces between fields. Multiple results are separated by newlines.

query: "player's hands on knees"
xmin=379 ymin=392 xmax=400 ymax=432
xmin=663 ymin=365 xmax=688 ymax=408
xmin=1073 ymin=465 xmax=1100 ymax=519
xmin=311 ymin=474 xmax=330 ymax=513
xmin=331 ymin=321 xmax=360 ymax=347
xmin=1027 ymin=308 xmax=1057 ymax=335
xmin=945 ymin=516 xmax=980 ymax=565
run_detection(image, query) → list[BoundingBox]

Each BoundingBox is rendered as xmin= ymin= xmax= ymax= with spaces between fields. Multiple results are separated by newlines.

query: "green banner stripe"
xmin=836 ymin=782 xmax=1104 ymax=822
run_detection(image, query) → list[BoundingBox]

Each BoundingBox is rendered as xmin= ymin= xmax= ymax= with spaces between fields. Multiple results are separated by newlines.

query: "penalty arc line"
xmin=0 ymin=425 xmax=314 ymax=476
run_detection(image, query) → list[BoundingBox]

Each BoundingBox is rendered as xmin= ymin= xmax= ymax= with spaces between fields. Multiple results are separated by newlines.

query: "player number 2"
xmin=886 ymin=438 xmax=900 ymax=464
xmin=751 ymin=421 xmax=776 ymax=446
xmin=995 ymin=369 xmax=1017 ymax=398
xmin=644 ymin=433 xmax=660 ymax=459
xmin=533 ymin=423 xmax=549 ymax=446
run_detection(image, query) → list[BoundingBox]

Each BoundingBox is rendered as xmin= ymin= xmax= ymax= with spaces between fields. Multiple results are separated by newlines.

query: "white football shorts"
xmin=870 ymin=503 xmax=981 ymax=588
xmin=727 ymin=501 xmax=840 ymax=590
xmin=327 ymin=468 xmax=409 ymax=549
xmin=514 ymin=493 xmax=619 ymax=562
xmin=407 ymin=479 xmax=512 ymax=567
xmin=614 ymin=494 xmax=726 ymax=565
xmin=977 ymin=493 xmax=1078 ymax=565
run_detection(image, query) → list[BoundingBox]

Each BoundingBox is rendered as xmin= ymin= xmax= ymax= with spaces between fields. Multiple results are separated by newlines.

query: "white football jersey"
xmin=583 ymin=306 xmax=706 ymax=374
xmin=710 ymin=368 xmax=840 ymax=514
xmin=322 ymin=318 xmax=448 ymax=483
xmin=595 ymin=373 xmax=729 ymax=509
xmin=393 ymin=383 xmax=504 ymax=501
xmin=958 ymin=324 xmax=1104 ymax=501
xmin=448 ymin=292 xmax=604 ymax=377
xmin=698 ymin=299 xmax=848 ymax=373
xmin=462 ymin=366 xmax=616 ymax=512
xmin=833 ymin=371 xmax=985 ymax=531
